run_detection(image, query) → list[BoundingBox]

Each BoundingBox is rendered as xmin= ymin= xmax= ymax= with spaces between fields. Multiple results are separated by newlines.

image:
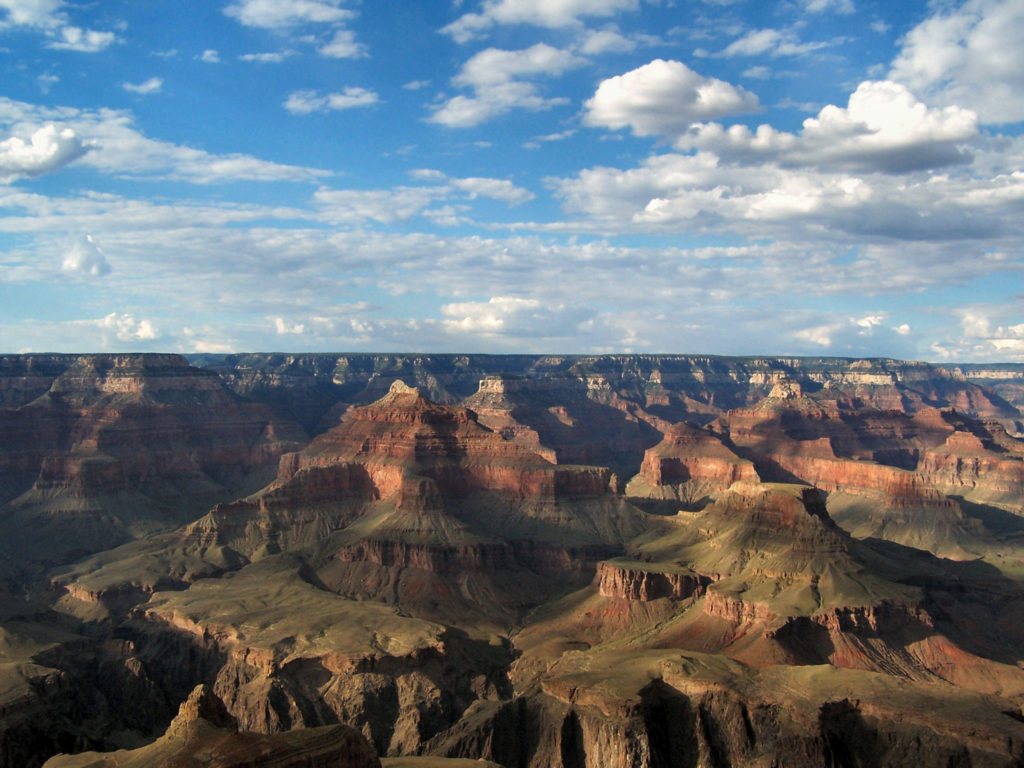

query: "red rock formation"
xmin=629 ymin=422 xmax=758 ymax=495
xmin=272 ymin=380 xmax=616 ymax=505
xmin=597 ymin=561 xmax=709 ymax=601
xmin=0 ymin=355 xmax=306 ymax=568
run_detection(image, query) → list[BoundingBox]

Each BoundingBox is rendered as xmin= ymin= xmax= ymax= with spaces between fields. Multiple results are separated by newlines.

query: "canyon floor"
xmin=1 ymin=353 xmax=1024 ymax=767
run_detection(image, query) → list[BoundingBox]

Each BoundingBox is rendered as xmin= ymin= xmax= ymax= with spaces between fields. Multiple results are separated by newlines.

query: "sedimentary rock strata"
xmin=2 ymin=354 xmax=1024 ymax=767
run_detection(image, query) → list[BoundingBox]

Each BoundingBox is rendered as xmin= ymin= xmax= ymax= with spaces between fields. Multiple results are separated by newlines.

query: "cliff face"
xmin=188 ymin=353 xmax=1021 ymax=420
xmin=4 ymin=354 xmax=1024 ymax=768
xmin=624 ymin=422 xmax=759 ymax=508
xmin=42 ymin=683 xmax=382 ymax=768
xmin=0 ymin=354 xmax=305 ymax=570
xmin=715 ymin=389 xmax=1024 ymax=561
xmin=596 ymin=561 xmax=710 ymax=602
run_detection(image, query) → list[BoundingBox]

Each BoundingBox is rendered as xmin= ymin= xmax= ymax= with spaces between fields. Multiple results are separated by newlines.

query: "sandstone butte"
xmin=0 ymin=353 xmax=1024 ymax=767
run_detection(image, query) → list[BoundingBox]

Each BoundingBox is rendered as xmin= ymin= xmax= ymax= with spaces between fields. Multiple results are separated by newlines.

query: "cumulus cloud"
xmin=273 ymin=316 xmax=306 ymax=335
xmin=449 ymin=176 xmax=534 ymax=204
xmin=441 ymin=296 xmax=544 ymax=334
xmin=583 ymin=59 xmax=760 ymax=137
xmin=0 ymin=0 xmax=64 ymax=28
xmin=890 ymin=0 xmax=1024 ymax=124
xmin=224 ymin=0 xmax=351 ymax=28
xmin=442 ymin=0 xmax=639 ymax=43
xmin=122 ymin=77 xmax=163 ymax=95
xmin=409 ymin=169 xmax=535 ymax=204
xmin=676 ymin=80 xmax=979 ymax=173
xmin=60 ymin=234 xmax=111 ymax=277
xmin=284 ymin=87 xmax=379 ymax=114
xmin=0 ymin=0 xmax=117 ymax=51
xmin=0 ymin=123 xmax=88 ymax=182
xmin=47 ymin=25 xmax=116 ymax=52
xmin=199 ymin=49 xmax=220 ymax=63
xmin=793 ymin=313 xmax=913 ymax=353
xmin=429 ymin=43 xmax=585 ymax=127
xmin=801 ymin=0 xmax=854 ymax=14
xmin=98 ymin=312 xmax=160 ymax=342
xmin=550 ymin=122 xmax=1024 ymax=245
xmin=576 ymin=26 xmax=637 ymax=54
xmin=0 ymin=97 xmax=330 ymax=184
xmin=931 ymin=306 xmax=1024 ymax=361
xmin=224 ymin=0 xmax=366 ymax=60
xmin=318 ymin=28 xmax=367 ymax=58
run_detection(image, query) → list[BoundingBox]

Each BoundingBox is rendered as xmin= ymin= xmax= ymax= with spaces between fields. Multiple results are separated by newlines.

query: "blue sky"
xmin=1 ymin=0 xmax=1022 ymax=360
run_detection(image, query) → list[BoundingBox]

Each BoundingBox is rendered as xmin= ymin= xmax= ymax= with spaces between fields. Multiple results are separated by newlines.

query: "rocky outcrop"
xmin=596 ymin=561 xmax=709 ymax=602
xmin=428 ymin=672 xmax=1024 ymax=768
xmin=43 ymin=684 xmax=382 ymax=768
xmin=0 ymin=354 xmax=306 ymax=568
xmin=133 ymin=561 xmax=515 ymax=757
xmin=464 ymin=374 xmax=664 ymax=483
xmin=4 ymin=354 xmax=1024 ymax=768
xmin=625 ymin=422 xmax=758 ymax=507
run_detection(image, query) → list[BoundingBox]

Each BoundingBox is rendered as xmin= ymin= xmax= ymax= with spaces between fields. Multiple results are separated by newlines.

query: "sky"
xmin=1 ymin=0 xmax=1023 ymax=361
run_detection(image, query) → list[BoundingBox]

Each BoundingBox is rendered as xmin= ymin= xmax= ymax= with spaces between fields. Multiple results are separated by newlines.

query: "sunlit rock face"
xmin=2 ymin=354 xmax=1024 ymax=768
xmin=0 ymin=354 xmax=306 ymax=569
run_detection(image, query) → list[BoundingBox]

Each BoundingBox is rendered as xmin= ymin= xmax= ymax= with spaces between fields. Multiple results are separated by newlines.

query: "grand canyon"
xmin=2 ymin=353 xmax=1024 ymax=767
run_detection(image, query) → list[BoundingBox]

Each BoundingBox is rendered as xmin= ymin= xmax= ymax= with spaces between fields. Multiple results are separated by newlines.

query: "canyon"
xmin=1 ymin=353 xmax=1023 ymax=767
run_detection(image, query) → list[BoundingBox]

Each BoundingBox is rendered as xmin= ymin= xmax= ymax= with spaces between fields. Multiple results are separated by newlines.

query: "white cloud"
xmin=676 ymin=80 xmax=978 ymax=173
xmin=890 ymin=0 xmax=1024 ymax=124
xmin=318 ymin=28 xmax=367 ymax=58
xmin=224 ymin=0 xmax=352 ymax=28
xmin=931 ymin=306 xmax=1024 ymax=362
xmin=60 ymin=234 xmax=111 ymax=277
xmin=449 ymin=176 xmax=534 ymax=204
xmin=0 ymin=123 xmax=87 ymax=182
xmin=99 ymin=312 xmax=160 ymax=342
xmin=0 ymin=0 xmax=116 ymax=51
xmin=441 ymin=296 xmax=543 ymax=334
xmin=442 ymin=0 xmax=639 ymax=43
xmin=583 ymin=59 xmax=760 ymax=137
xmin=284 ymin=87 xmax=379 ymax=114
xmin=455 ymin=43 xmax=585 ymax=88
xmin=273 ymin=316 xmax=306 ymax=335
xmin=802 ymin=0 xmax=854 ymax=13
xmin=0 ymin=0 xmax=64 ymax=28
xmin=429 ymin=43 xmax=585 ymax=127
xmin=550 ymin=122 xmax=1024 ymax=246
xmin=314 ymin=186 xmax=444 ymax=224
xmin=199 ymin=49 xmax=220 ymax=63
xmin=122 ymin=77 xmax=163 ymax=95
xmin=719 ymin=28 xmax=832 ymax=58
xmin=224 ymin=0 xmax=365 ymax=60
xmin=403 ymin=80 xmax=431 ymax=91
xmin=0 ymin=190 xmax=1015 ymax=358
xmin=47 ymin=25 xmax=116 ymax=52
xmin=312 ymin=172 xmax=533 ymax=224
xmin=239 ymin=51 xmax=294 ymax=63
xmin=0 ymin=97 xmax=331 ymax=184
xmin=577 ymin=26 xmax=636 ymax=54
xmin=37 ymin=73 xmax=59 ymax=93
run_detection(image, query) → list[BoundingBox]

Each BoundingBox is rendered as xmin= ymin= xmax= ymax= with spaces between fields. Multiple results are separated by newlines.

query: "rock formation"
xmin=0 ymin=354 xmax=1023 ymax=768
xmin=42 ymin=684 xmax=381 ymax=768
xmin=0 ymin=354 xmax=305 ymax=572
